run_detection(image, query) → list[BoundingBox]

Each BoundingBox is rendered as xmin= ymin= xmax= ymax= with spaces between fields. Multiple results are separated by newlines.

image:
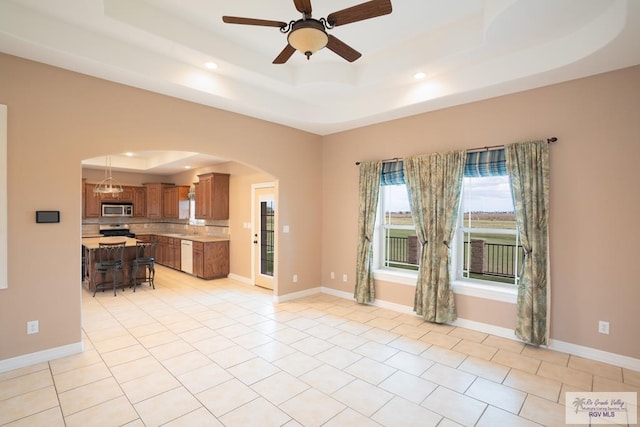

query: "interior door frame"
xmin=251 ymin=182 xmax=276 ymax=291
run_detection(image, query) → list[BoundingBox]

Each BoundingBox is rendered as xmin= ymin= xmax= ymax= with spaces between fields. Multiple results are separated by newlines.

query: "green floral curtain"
xmin=506 ymin=140 xmax=550 ymax=346
xmin=354 ymin=161 xmax=382 ymax=304
xmin=404 ymin=151 xmax=465 ymax=323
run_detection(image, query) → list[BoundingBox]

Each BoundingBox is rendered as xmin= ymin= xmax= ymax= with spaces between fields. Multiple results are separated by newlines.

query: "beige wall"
xmin=0 ymin=54 xmax=322 ymax=361
xmin=1 ymin=53 xmax=639 ymax=364
xmin=322 ymin=65 xmax=640 ymax=359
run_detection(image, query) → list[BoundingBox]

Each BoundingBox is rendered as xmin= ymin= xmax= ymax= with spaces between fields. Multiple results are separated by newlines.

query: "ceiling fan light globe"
xmin=288 ymin=22 xmax=328 ymax=58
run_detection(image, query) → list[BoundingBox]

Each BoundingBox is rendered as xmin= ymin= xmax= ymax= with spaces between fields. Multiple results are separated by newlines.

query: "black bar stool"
xmin=93 ymin=241 xmax=126 ymax=297
xmin=131 ymin=241 xmax=157 ymax=292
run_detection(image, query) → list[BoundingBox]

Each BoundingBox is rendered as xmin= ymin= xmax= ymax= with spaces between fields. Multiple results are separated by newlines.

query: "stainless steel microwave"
xmin=102 ymin=203 xmax=133 ymax=217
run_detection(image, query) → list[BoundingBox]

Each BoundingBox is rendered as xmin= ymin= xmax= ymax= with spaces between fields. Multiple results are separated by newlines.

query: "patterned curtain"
xmin=506 ymin=140 xmax=550 ymax=346
xmin=354 ymin=161 xmax=383 ymax=304
xmin=404 ymin=151 xmax=465 ymax=323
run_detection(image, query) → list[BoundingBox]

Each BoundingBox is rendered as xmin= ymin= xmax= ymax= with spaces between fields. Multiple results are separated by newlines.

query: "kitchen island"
xmin=82 ymin=236 xmax=144 ymax=293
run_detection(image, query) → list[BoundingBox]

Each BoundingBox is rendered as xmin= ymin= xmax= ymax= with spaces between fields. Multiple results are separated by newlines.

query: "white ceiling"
xmin=82 ymin=151 xmax=225 ymax=175
xmin=2 ymin=0 xmax=640 ymax=142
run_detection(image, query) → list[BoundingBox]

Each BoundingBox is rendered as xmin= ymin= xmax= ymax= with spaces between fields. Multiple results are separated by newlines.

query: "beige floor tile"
xmin=373 ymin=396 xmax=442 ymax=427
xmin=134 ymin=386 xmax=202 ymax=426
xmin=49 ymin=349 xmax=103 ymax=376
xmin=220 ymin=397 xmax=291 ymax=427
xmin=459 ymin=356 xmax=511 ymax=383
xmin=280 ymin=388 xmax=346 ymax=427
xmin=385 ymin=350 xmax=434 ymax=376
xmin=365 ymin=316 xmax=403 ymax=331
xmin=465 ymin=377 xmax=527 ymax=413
xmin=337 ymin=320 xmax=374 ymax=335
xmin=232 ymin=330 xmax=274 ymax=349
xmin=476 ymin=406 xmax=542 ymax=427
xmin=333 ymin=378 xmax=394 ymax=417
xmin=0 ymin=362 xmax=49 ymax=382
xmin=328 ymin=331 xmax=369 ymax=350
xmin=177 ymin=362 xmax=233 ymax=394
xmin=161 ymin=407 xmax=223 ymax=427
xmin=420 ymin=331 xmax=461 ymax=349
xmin=449 ymin=327 xmax=489 ymax=343
xmin=388 ymin=335 xmax=431 ymax=355
xmin=422 ymin=345 xmax=468 ymax=369
xmin=624 ymin=368 xmax=640 ymax=387
xmin=421 ymin=322 xmax=456 ymax=334
xmin=91 ymin=334 xmax=139 ymax=354
xmin=127 ymin=323 xmax=168 ymax=339
xmin=52 ymin=361 xmax=112 ymax=393
xmin=568 ymin=355 xmax=623 ymax=382
xmin=286 ymin=317 xmax=321 ymax=331
xmin=228 ymin=357 xmax=281 ymax=385
xmin=389 ymin=323 xmax=429 ymax=340
xmin=323 ymin=408 xmax=384 ymax=427
xmin=482 ymin=335 xmax=526 ymax=353
xmin=519 ymin=394 xmax=566 ymax=426
xmin=521 ymin=345 xmax=570 ymax=366
xmin=379 ymin=370 xmax=438 ymax=404
xmin=491 ymin=348 xmax=541 ymax=374
xmin=421 ymin=363 xmax=476 ymax=393
xmin=147 ymin=339 xmax=195 ymax=361
xmin=0 ymin=369 xmax=53 ymax=400
xmin=0 ymin=386 xmax=59 ymax=425
xmin=344 ymin=357 xmax=397 ymax=385
xmin=208 ymin=344 xmax=258 ymax=369
xmin=136 ymin=330 xmax=180 ymax=348
xmin=161 ymin=350 xmax=214 ymax=376
xmin=558 ymin=383 xmax=591 ymax=405
xmin=190 ymin=334 xmax=236 ymax=354
xmin=197 ymin=378 xmax=259 ymax=417
xmin=164 ymin=318 xmax=203 ymax=334
xmin=422 ymin=386 xmax=487 ymax=426
xmin=299 ymin=364 xmax=354 ymax=395
xmin=252 ymin=371 xmax=310 ymax=405
xmin=58 ymin=377 xmax=123 ymax=416
xmin=64 ymin=395 xmax=139 ymax=427
xmin=452 ymin=339 xmax=498 ymax=360
xmin=2 ymin=406 xmax=65 ymax=427
xmin=360 ymin=327 xmax=400 ymax=345
xmin=251 ymin=340 xmax=298 ymax=363
xmin=354 ymin=340 xmax=399 ymax=362
xmin=100 ymin=344 xmax=150 ymax=367
xmin=121 ymin=419 xmax=146 ymax=427
xmin=537 ymin=360 xmax=593 ymax=389
xmin=273 ymin=351 xmax=323 ymax=377
xmin=177 ymin=326 xmax=217 ymax=343
xmin=109 ymin=356 xmax=165 ymax=383
xmin=120 ymin=370 xmax=181 ymax=403
xmin=504 ymin=369 xmax=562 ymax=401
xmin=316 ymin=346 xmax=363 ymax=370
xmin=290 ymin=335 xmax=335 ymax=356
xmin=268 ymin=326 xmax=310 ymax=344
xmin=593 ymin=375 xmax=640 ymax=393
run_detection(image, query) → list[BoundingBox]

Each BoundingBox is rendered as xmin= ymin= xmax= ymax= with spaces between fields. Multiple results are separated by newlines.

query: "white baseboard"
xmin=275 ymin=287 xmax=322 ymax=303
xmin=0 ymin=341 xmax=84 ymax=374
xmin=315 ymin=287 xmax=640 ymax=372
xmin=227 ymin=273 xmax=252 ymax=285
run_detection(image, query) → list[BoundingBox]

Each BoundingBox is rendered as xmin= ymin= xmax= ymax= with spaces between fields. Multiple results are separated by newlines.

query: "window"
xmin=378 ymin=184 xmax=418 ymax=271
xmin=452 ymin=175 xmax=522 ymax=286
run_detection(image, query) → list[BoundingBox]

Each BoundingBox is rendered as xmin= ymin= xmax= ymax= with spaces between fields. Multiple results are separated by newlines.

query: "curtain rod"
xmin=355 ymin=137 xmax=558 ymax=165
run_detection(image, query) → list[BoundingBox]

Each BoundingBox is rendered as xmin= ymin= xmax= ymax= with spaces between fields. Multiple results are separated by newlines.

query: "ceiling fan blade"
xmin=326 ymin=35 xmax=361 ymax=62
xmin=222 ymin=16 xmax=287 ymax=28
xmin=273 ymin=44 xmax=297 ymax=64
xmin=293 ymin=0 xmax=312 ymax=15
xmin=327 ymin=0 xmax=392 ymax=27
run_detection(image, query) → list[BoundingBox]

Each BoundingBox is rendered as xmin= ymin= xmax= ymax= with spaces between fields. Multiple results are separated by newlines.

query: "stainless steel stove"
xmin=99 ymin=223 xmax=136 ymax=238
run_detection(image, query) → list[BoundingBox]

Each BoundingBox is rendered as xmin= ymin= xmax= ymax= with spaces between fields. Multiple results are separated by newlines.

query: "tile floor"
xmin=1 ymin=265 xmax=639 ymax=426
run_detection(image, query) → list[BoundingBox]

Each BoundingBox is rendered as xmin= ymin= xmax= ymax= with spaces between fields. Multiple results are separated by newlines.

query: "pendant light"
xmin=93 ymin=155 xmax=123 ymax=197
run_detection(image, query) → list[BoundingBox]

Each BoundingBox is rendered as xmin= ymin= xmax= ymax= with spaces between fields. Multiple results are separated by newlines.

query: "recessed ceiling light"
xmin=184 ymin=166 xmax=192 ymax=169
xmin=414 ymin=72 xmax=427 ymax=80
xmin=123 ymin=152 xmax=134 ymax=157
xmin=205 ymin=61 xmax=218 ymax=70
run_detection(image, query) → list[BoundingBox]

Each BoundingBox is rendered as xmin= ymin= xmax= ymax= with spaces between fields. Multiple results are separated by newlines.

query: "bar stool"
xmin=93 ymin=241 xmax=126 ymax=297
xmin=130 ymin=241 xmax=157 ymax=292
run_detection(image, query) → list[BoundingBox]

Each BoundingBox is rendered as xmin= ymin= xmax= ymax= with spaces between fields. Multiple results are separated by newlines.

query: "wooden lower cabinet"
xmin=192 ymin=240 xmax=229 ymax=279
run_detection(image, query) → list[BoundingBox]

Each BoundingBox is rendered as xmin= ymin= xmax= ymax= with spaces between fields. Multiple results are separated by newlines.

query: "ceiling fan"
xmin=222 ymin=0 xmax=392 ymax=64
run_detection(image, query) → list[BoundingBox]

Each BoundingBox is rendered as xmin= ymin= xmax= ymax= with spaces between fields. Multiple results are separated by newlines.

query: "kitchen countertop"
xmin=81 ymin=236 xmax=139 ymax=249
xmin=138 ymin=233 xmax=229 ymax=243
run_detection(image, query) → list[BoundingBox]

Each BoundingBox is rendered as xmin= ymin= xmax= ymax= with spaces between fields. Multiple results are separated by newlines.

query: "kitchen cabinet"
xmin=132 ymin=186 xmax=146 ymax=217
xmin=156 ymin=235 xmax=181 ymax=270
xmin=163 ymin=185 xmax=189 ymax=219
xmin=144 ymin=183 xmax=167 ymax=219
xmin=195 ymin=173 xmax=229 ymax=220
xmin=84 ymin=182 xmax=101 ymax=218
xmin=192 ymin=240 xmax=229 ymax=279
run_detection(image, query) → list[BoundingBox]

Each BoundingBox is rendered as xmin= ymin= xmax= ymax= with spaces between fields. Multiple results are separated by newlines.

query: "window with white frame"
xmin=377 ymin=183 xmax=418 ymax=271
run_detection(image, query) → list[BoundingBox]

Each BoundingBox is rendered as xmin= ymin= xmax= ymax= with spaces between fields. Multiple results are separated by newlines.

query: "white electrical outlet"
xmin=27 ymin=320 xmax=39 ymax=335
xmin=342 ymin=274 xmax=348 ymax=283
xmin=598 ymin=321 xmax=610 ymax=335
xmin=293 ymin=274 xmax=298 ymax=283
xmin=330 ymin=272 xmax=335 ymax=279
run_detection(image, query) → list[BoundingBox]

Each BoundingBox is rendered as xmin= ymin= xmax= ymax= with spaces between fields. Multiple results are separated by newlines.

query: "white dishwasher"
xmin=181 ymin=240 xmax=193 ymax=274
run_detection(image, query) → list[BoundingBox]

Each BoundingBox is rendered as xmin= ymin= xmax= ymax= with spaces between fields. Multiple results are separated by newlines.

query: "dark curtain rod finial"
xmin=547 ymin=137 xmax=558 ymax=143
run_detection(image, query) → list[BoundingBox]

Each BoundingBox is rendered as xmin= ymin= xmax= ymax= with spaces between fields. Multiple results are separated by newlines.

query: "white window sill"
xmin=373 ymin=269 xmax=517 ymax=304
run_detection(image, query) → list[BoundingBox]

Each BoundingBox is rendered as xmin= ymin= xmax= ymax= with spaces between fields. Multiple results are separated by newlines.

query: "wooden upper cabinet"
xmin=195 ymin=173 xmax=229 ymax=220
xmin=132 ymin=186 xmax=146 ymax=217
xmin=163 ymin=186 xmax=189 ymax=219
xmin=144 ymin=183 xmax=165 ymax=219
xmin=84 ymin=182 xmax=101 ymax=218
